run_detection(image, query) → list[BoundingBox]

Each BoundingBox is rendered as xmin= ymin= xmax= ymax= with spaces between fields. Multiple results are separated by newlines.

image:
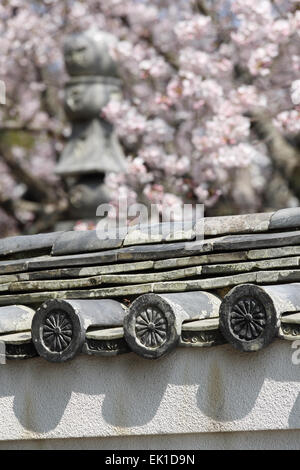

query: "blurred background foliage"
xmin=0 ymin=0 xmax=300 ymax=237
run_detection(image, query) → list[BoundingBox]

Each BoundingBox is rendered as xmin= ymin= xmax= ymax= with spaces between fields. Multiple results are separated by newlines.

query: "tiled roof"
xmin=0 ymin=207 xmax=300 ymax=361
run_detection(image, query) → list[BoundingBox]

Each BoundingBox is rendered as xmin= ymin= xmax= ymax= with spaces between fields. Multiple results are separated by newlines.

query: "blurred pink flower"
xmin=248 ymin=44 xmax=279 ymax=76
xmin=291 ymin=80 xmax=300 ymax=106
xmin=175 ymin=16 xmax=211 ymax=42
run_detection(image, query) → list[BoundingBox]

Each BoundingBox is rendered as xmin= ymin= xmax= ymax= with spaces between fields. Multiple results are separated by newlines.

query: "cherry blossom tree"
xmin=0 ymin=0 xmax=299 ymax=236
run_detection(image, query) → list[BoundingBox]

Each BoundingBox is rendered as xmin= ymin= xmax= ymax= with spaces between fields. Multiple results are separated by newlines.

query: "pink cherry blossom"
xmin=248 ymin=44 xmax=279 ymax=76
xmin=217 ymin=143 xmax=254 ymax=169
xmin=175 ymin=16 xmax=211 ymax=43
xmin=1 ymin=0 xmax=299 ymax=236
xmin=274 ymin=110 xmax=300 ymax=134
xmin=291 ymin=80 xmax=300 ymax=106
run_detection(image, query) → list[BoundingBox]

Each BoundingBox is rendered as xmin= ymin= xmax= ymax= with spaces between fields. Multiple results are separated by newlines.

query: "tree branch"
xmin=0 ymin=142 xmax=56 ymax=202
xmin=250 ymin=110 xmax=300 ymax=199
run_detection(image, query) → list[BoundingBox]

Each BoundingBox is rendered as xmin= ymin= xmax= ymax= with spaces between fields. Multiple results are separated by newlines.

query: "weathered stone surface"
xmin=68 ymin=178 xmax=114 ymax=219
xmin=261 ymin=283 xmax=300 ymax=314
xmin=3 ymin=268 xmax=300 ymax=306
xmin=164 ymin=228 xmax=196 ymax=242
xmin=123 ymin=226 xmax=164 ymax=246
xmin=179 ymin=329 xmax=225 ymax=348
xmin=0 ymin=331 xmax=37 ymax=360
xmin=247 ymin=246 xmax=300 ymax=260
xmin=161 ymin=291 xmax=221 ymax=321
xmin=64 ymin=30 xmax=119 ymax=79
xmin=153 ymin=272 xmax=257 ymax=293
xmin=30 ymin=240 xmax=196 ymax=270
xmin=254 ymin=257 xmax=300 ymax=269
xmin=31 ymin=298 xmax=127 ymax=362
xmin=0 ymin=331 xmax=31 ymax=344
xmin=4 ymin=258 xmax=300 ymax=294
xmin=197 ymin=212 xmax=273 ymax=237
xmin=83 ymin=335 xmax=130 ymax=357
xmin=54 ymin=28 xmax=126 ymax=222
xmin=130 ymin=233 xmax=290 ymax=269
xmin=202 ymin=256 xmax=300 ymax=276
xmin=51 ymin=230 xmax=123 ymax=256
xmin=123 ymin=291 xmax=221 ymax=359
xmin=6 ymin=275 xmax=103 ymax=293
xmin=32 ymin=299 xmax=84 ymax=362
xmin=153 ymin=270 xmax=300 ymax=293
xmin=2 ymin=244 xmax=299 ymax=281
xmin=202 ymin=261 xmax=255 ymax=276
xmin=0 ymin=232 xmax=63 ymax=258
xmin=123 ymin=221 xmax=196 ymax=246
xmin=3 ymin=208 xmax=300 ymax=363
xmin=5 ymin=266 xmax=196 ymax=292
xmin=57 ymin=260 xmax=154 ymax=277
xmin=219 ymin=284 xmax=279 ymax=353
xmin=0 ymin=260 xmax=154 ymax=284
xmin=281 ymin=312 xmax=300 ymax=324
xmin=0 ymin=208 xmax=293 ymax=262
xmin=0 ymin=256 xmax=47 ymax=275
xmin=182 ymin=317 xmax=220 ymax=331
xmin=269 ymin=207 xmax=300 ymax=231
xmin=2 ymin=230 xmax=300 ymax=276
xmin=154 ymin=251 xmax=249 ymax=270
xmin=195 ymin=207 xmax=300 ymax=237
xmin=4 ymin=257 xmax=298 ymax=294
xmin=86 ymin=327 xmax=124 ymax=340
xmin=279 ymin=327 xmax=300 ymax=341
xmin=1 ymin=207 xmax=300 ymax=259
xmin=0 ymin=284 xmax=153 ymax=306
xmin=212 ymin=230 xmax=300 ymax=252
xmin=179 ymin=318 xmax=225 ymax=348
xmin=219 ymin=283 xmax=300 ymax=353
xmin=256 ymin=270 xmax=300 ymax=284
xmin=0 ymin=305 xmax=34 ymax=334
xmin=279 ymin=313 xmax=300 ymax=340
xmin=63 ymin=81 xmax=120 ymax=124
xmin=100 ymin=267 xmax=202 ymax=285
xmin=0 ymin=274 xmax=19 ymax=285
xmin=83 ymin=326 xmax=129 ymax=357
xmin=0 ymin=305 xmax=36 ymax=360
xmin=56 ymin=29 xmax=126 ymax=177
xmin=154 ymin=246 xmax=300 ymax=270
xmin=28 ymin=251 xmax=118 ymax=271
xmin=116 ymin=239 xmax=213 ymax=262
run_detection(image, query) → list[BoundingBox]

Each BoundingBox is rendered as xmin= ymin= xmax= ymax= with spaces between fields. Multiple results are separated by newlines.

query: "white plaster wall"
xmin=0 ymin=339 xmax=299 ymax=449
xmin=1 ymin=430 xmax=300 ymax=450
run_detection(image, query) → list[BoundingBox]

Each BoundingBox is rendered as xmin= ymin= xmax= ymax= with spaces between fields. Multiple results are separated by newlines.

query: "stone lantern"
xmin=55 ymin=29 xmax=126 ymax=222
